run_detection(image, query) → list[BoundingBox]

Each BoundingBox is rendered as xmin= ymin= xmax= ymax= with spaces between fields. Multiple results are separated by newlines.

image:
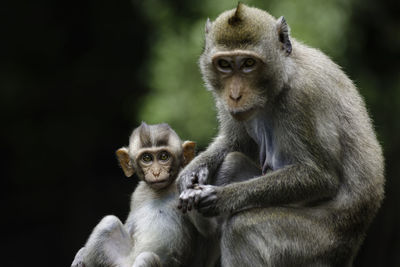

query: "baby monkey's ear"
xmin=116 ymin=147 xmax=135 ymax=177
xmin=182 ymin=141 xmax=196 ymax=166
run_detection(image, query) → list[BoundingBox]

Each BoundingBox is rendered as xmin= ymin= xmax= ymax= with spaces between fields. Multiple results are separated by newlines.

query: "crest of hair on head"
xmin=228 ymin=2 xmax=244 ymax=26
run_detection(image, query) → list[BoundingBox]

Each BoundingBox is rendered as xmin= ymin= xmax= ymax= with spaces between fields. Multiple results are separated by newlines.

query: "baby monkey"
xmin=71 ymin=123 xmax=218 ymax=267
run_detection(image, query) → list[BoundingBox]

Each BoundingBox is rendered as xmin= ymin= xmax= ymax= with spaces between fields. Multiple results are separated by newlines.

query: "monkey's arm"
xmin=177 ymin=135 xmax=232 ymax=211
xmin=178 ymin=135 xmax=237 ymax=192
xmin=178 ymin=115 xmax=251 ymax=194
xmin=194 ymin=163 xmax=340 ymax=216
xmin=177 ymin=133 xmax=245 ymax=212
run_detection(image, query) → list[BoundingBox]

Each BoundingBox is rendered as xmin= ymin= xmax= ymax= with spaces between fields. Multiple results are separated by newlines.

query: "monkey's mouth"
xmin=148 ymin=179 xmax=171 ymax=189
xmin=230 ymin=108 xmax=257 ymax=121
xmin=149 ymin=179 xmax=169 ymax=185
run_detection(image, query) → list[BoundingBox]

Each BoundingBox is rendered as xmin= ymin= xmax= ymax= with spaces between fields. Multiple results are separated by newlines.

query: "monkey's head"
xmin=116 ymin=123 xmax=196 ymax=190
xmin=200 ymin=3 xmax=292 ymax=121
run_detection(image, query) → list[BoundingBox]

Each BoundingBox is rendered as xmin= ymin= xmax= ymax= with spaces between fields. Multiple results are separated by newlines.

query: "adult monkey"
xmin=178 ymin=3 xmax=384 ymax=266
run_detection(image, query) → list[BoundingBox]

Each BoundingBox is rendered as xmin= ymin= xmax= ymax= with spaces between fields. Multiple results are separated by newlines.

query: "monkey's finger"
xmin=177 ymin=198 xmax=183 ymax=209
xmin=181 ymin=198 xmax=188 ymax=213
xmin=178 ymin=191 xmax=189 ymax=212
xmin=194 ymin=193 xmax=202 ymax=209
xmin=187 ymin=190 xmax=197 ymax=211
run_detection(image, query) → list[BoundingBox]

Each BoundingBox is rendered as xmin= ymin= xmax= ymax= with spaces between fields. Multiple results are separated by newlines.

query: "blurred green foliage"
xmin=136 ymin=0 xmax=356 ymax=147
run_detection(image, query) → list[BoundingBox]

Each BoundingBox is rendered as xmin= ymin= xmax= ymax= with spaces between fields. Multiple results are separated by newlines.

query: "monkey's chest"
xmin=129 ymin=199 xmax=194 ymax=258
xmin=244 ymin=119 xmax=285 ymax=174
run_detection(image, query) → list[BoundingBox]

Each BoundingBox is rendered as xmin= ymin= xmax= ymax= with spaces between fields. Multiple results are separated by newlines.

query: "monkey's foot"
xmin=133 ymin=251 xmax=161 ymax=267
xmin=71 ymin=247 xmax=86 ymax=267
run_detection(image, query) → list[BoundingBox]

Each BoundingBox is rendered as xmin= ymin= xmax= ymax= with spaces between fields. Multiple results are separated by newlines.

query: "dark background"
xmin=2 ymin=0 xmax=399 ymax=266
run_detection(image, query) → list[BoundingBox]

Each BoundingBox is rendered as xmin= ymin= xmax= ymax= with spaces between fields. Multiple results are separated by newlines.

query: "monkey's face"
xmin=136 ymin=148 xmax=178 ymax=190
xmin=200 ymin=4 xmax=292 ymax=121
xmin=211 ymin=50 xmax=267 ymax=121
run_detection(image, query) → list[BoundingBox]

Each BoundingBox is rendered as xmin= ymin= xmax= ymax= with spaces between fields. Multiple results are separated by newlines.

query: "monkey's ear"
xmin=276 ymin=16 xmax=292 ymax=56
xmin=205 ymin=18 xmax=212 ymax=34
xmin=116 ymin=147 xmax=135 ymax=177
xmin=182 ymin=141 xmax=196 ymax=166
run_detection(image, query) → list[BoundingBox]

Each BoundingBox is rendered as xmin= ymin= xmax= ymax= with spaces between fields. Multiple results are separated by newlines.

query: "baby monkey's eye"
xmin=218 ymin=59 xmax=231 ymax=68
xmin=243 ymin=58 xmax=255 ymax=67
xmin=141 ymin=153 xmax=153 ymax=163
xmin=158 ymin=151 xmax=170 ymax=161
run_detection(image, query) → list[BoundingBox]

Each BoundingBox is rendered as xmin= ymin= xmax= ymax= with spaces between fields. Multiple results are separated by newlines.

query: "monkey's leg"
xmin=213 ymin=152 xmax=261 ymax=186
xmin=221 ymin=207 xmax=344 ymax=267
xmin=132 ymin=252 xmax=161 ymax=267
xmin=71 ymin=247 xmax=87 ymax=267
xmin=80 ymin=215 xmax=133 ymax=267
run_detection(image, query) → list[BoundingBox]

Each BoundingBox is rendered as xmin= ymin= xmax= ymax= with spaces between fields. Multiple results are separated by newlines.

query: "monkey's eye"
xmin=158 ymin=151 xmax=170 ymax=162
xmin=243 ymin=58 xmax=256 ymax=68
xmin=218 ymin=59 xmax=231 ymax=69
xmin=141 ymin=153 xmax=153 ymax=163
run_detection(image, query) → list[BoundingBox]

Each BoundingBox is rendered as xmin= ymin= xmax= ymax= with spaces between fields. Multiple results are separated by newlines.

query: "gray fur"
xmin=133 ymin=252 xmax=161 ymax=267
xmin=135 ymin=122 xmax=176 ymax=150
xmin=138 ymin=122 xmax=152 ymax=148
xmin=179 ymin=4 xmax=384 ymax=267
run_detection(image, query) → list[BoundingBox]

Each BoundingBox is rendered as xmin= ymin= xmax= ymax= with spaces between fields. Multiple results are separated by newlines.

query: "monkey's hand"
xmin=179 ymin=185 xmax=221 ymax=217
xmin=177 ymin=164 xmax=209 ymax=193
xmin=178 ymin=188 xmax=198 ymax=213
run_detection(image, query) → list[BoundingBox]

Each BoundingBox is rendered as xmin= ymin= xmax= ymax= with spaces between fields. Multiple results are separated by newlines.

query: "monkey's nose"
xmin=153 ymin=171 xmax=160 ymax=177
xmin=229 ymin=94 xmax=242 ymax=102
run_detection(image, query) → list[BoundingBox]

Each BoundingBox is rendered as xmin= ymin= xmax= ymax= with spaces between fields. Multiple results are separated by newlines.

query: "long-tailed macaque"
xmin=178 ymin=4 xmax=384 ymax=266
xmin=72 ymin=123 xmax=218 ymax=267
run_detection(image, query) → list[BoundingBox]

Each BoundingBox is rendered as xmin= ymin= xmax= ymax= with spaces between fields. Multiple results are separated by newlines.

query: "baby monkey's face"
xmin=116 ymin=122 xmax=196 ymax=190
xmin=137 ymin=148 xmax=175 ymax=189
